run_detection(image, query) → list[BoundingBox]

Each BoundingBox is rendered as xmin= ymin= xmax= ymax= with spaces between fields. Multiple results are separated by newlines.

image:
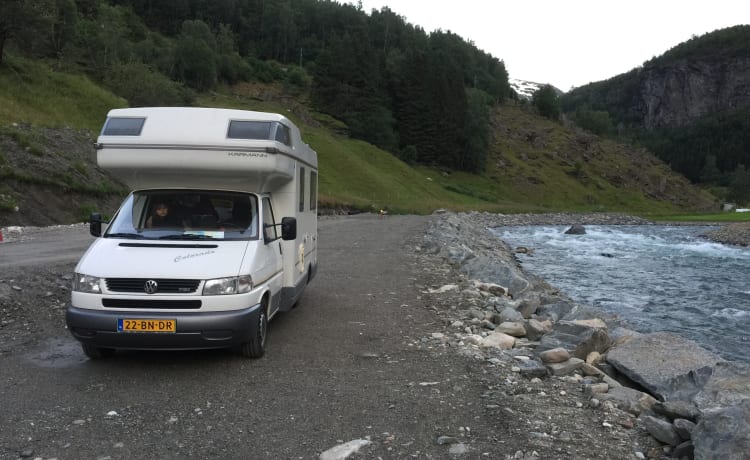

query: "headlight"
xmin=73 ymin=273 xmax=102 ymax=293
xmin=203 ymin=275 xmax=253 ymax=295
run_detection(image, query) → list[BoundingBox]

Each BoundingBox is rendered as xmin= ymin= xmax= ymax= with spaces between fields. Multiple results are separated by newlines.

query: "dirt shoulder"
xmin=0 ymin=214 xmax=653 ymax=460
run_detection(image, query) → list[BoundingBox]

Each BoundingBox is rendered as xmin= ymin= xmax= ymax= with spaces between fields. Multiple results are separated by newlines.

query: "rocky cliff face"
xmin=639 ymin=57 xmax=750 ymax=130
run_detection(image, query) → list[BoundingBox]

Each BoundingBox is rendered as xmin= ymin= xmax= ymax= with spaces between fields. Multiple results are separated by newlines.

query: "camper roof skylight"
xmin=102 ymin=117 xmax=146 ymax=136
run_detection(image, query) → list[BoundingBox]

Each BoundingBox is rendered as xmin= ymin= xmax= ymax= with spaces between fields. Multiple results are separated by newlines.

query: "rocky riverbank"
xmin=418 ymin=211 xmax=750 ymax=459
xmin=701 ymin=222 xmax=750 ymax=247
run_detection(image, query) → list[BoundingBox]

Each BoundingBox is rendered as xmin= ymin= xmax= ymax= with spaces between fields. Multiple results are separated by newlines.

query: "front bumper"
xmin=66 ymin=304 xmax=261 ymax=351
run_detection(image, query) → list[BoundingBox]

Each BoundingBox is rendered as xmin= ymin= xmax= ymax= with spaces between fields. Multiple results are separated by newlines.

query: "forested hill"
xmin=0 ymin=0 xmax=510 ymax=174
xmin=561 ymin=26 xmax=750 ymax=200
xmin=0 ymin=0 xmax=724 ymax=226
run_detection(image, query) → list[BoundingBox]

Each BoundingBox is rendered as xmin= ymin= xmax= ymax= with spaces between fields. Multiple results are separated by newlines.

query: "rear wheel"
xmin=81 ymin=343 xmax=115 ymax=359
xmin=240 ymin=305 xmax=267 ymax=358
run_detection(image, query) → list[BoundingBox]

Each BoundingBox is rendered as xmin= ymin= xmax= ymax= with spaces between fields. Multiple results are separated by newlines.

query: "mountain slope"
xmin=561 ymin=25 xmax=750 ymax=183
xmin=481 ymin=104 xmax=716 ymax=212
xmin=0 ymin=57 xmax=717 ymax=226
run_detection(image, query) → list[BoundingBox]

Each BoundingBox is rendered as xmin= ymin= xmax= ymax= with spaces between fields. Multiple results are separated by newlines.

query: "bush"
xmin=104 ymin=62 xmax=192 ymax=106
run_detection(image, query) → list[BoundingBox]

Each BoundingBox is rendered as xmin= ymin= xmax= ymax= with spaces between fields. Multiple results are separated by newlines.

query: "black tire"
xmin=240 ymin=306 xmax=267 ymax=358
xmin=81 ymin=343 xmax=115 ymax=359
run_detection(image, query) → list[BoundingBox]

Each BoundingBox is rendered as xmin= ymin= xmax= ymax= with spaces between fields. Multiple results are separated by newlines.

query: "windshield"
xmin=105 ymin=190 xmax=259 ymax=240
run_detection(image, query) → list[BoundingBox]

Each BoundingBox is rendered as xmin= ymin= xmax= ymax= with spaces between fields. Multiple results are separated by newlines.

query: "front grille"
xmin=102 ymin=299 xmax=202 ymax=309
xmin=106 ymin=278 xmax=200 ymax=294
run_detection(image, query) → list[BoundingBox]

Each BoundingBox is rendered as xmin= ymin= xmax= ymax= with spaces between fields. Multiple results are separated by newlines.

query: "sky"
xmin=353 ymin=0 xmax=750 ymax=91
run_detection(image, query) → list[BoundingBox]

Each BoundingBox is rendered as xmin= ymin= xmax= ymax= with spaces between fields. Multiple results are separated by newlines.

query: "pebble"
xmin=437 ymin=436 xmax=458 ymax=445
xmin=448 ymin=443 xmax=468 ymax=455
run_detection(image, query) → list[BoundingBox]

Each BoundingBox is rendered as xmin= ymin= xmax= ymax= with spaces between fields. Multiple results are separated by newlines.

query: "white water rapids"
xmin=494 ymin=225 xmax=750 ymax=363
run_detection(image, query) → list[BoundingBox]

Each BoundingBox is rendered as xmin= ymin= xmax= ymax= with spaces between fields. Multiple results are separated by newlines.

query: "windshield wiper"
xmin=106 ymin=232 xmax=145 ymax=239
xmin=158 ymin=233 xmax=217 ymax=240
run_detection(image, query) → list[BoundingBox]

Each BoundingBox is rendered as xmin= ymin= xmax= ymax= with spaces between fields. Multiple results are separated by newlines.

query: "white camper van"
xmin=66 ymin=107 xmax=318 ymax=359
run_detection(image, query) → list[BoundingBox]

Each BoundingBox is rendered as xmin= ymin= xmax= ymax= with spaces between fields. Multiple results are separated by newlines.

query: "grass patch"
xmin=645 ymin=212 xmax=750 ymax=222
xmin=0 ymin=193 xmax=17 ymax=211
xmin=0 ymin=55 xmax=126 ymax=132
xmin=0 ymin=125 xmax=44 ymax=155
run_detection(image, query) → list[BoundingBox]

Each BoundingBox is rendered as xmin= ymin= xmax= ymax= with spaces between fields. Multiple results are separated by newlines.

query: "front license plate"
xmin=117 ymin=318 xmax=176 ymax=333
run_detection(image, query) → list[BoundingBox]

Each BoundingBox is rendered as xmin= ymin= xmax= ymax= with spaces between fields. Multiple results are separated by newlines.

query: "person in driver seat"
xmin=145 ymin=202 xmax=172 ymax=228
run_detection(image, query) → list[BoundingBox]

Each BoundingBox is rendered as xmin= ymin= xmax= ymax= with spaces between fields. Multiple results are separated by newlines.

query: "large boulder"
xmin=535 ymin=301 xmax=576 ymax=322
xmin=564 ymin=224 xmax=586 ymax=235
xmin=462 ymin=255 xmax=531 ymax=297
xmin=692 ymin=399 xmax=750 ymax=460
xmin=692 ymin=361 xmax=750 ymax=412
xmin=606 ymin=332 xmax=723 ymax=401
xmin=536 ymin=319 xmax=611 ymax=359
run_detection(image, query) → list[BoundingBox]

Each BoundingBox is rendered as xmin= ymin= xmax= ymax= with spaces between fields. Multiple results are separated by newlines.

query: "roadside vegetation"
xmin=0 ymin=52 xmax=722 ymax=225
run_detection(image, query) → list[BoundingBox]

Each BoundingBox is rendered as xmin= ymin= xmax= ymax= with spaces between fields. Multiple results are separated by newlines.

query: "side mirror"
xmin=281 ymin=217 xmax=297 ymax=241
xmin=89 ymin=213 xmax=103 ymax=237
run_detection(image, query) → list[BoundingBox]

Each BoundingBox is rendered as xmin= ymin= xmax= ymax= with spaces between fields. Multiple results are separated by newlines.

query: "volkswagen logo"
xmin=144 ymin=279 xmax=158 ymax=294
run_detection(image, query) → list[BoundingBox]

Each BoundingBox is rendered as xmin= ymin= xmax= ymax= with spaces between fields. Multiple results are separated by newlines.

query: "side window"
xmin=299 ymin=167 xmax=306 ymax=212
xmin=274 ymin=123 xmax=291 ymax=146
xmin=262 ymin=197 xmax=277 ymax=241
xmin=310 ymin=171 xmax=318 ymax=210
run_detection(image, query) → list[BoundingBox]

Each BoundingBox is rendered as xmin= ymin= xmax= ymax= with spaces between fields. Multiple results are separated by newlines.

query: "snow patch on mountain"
xmin=509 ymin=78 xmax=544 ymax=100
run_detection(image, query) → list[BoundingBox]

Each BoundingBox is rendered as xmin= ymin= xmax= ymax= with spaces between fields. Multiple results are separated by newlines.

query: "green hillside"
xmin=0 ymin=55 xmax=720 ymax=226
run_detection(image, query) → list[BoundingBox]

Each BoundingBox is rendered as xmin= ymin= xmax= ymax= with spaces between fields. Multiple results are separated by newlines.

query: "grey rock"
xmin=692 ymin=399 xmax=750 ymax=460
xmin=652 ymin=401 xmax=701 ymax=422
xmin=20 ymin=450 xmax=34 ymax=458
xmin=583 ymin=383 xmax=609 ymax=396
xmin=606 ymin=332 xmax=722 ymax=401
xmin=601 ymin=373 xmax=623 ymax=389
xmin=535 ymin=301 xmax=576 ymax=322
xmin=581 ymin=363 xmax=604 ymax=377
xmin=537 ymin=321 xmax=611 ymax=360
xmin=640 ymin=414 xmax=682 ymax=446
xmin=609 ymin=326 xmax=643 ymax=346
xmin=673 ymin=418 xmax=696 ymax=441
xmin=524 ymin=319 xmax=549 ymax=341
xmin=538 ymin=347 xmax=570 ymax=364
xmin=597 ymin=387 xmax=657 ymax=416
xmin=495 ymin=321 xmax=526 ymax=337
xmin=447 ymin=246 xmax=475 ymax=265
xmin=448 ymin=443 xmax=468 ymax=455
xmin=518 ymin=359 xmax=548 ymax=379
xmin=461 ymin=255 xmax=531 ymax=298
xmin=319 ymin=439 xmax=371 ymax=460
xmin=480 ymin=319 xmax=496 ymax=330
xmin=692 ymin=361 xmax=750 ymax=412
xmin=437 ymin=436 xmax=458 ymax=445
xmin=564 ymin=224 xmax=586 ymax=235
xmin=517 ymin=297 xmax=540 ymax=318
xmin=671 ymin=440 xmax=693 ymax=460
xmin=545 ymin=358 xmax=583 ymax=376
xmin=496 ymin=307 xmax=523 ymax=323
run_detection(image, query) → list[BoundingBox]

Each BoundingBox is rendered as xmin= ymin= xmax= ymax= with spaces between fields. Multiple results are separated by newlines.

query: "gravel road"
xmin=0 ymin=214 xmax=648 ymax=460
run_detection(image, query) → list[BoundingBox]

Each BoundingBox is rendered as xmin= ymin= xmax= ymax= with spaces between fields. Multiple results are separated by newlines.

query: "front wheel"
xmin=240 ymin=307 xmax=267 ymax=358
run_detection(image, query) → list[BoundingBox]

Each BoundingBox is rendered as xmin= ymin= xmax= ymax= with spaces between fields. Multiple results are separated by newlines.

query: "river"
xmin=494 ymin=225 xmax=750 ymax=364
